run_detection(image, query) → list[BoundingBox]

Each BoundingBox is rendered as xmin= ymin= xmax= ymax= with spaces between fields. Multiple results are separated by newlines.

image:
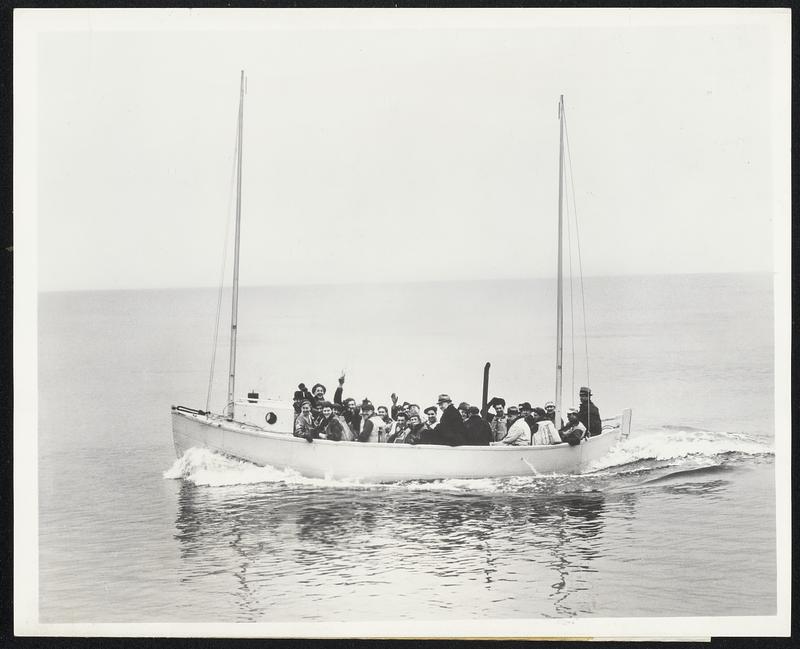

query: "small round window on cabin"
xmin=264 ymin=412 xmax=277 ymax=425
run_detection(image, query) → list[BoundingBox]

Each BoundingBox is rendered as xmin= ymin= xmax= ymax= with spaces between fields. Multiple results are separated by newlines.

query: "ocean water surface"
xmin=37 ymin=273 xmax=777 ymax=622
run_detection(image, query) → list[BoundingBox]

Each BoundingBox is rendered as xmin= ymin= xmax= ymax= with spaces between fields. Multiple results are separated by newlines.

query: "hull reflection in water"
xmin=173 ymin=479 xmax=621 ymax=621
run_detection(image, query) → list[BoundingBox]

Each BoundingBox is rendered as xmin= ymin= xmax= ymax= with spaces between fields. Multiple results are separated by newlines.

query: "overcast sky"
xmin=22 ymin=9 xmax=790 ymax=291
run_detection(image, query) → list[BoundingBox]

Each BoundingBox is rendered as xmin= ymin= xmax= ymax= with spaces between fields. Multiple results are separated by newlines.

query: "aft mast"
xmin=554 ymin=95 xmax=565 ymax=432
xmin=226 ymin=71 xmax=246 ymax=420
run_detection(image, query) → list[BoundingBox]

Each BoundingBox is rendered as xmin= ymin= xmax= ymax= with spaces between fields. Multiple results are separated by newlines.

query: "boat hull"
xmin=171 ymin=409 xmax=627 ymax=482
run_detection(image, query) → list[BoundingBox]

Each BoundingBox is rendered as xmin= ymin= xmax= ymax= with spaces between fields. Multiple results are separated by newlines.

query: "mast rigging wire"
xmin=562 ymin=109 xmax=591 ymax=393
xmin=205 ymin=111 xmax=241 ymax=412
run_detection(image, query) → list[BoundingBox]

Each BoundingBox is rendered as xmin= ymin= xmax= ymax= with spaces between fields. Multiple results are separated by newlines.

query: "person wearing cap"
xmin=559 ymin=407 xmax=587 ymax=445
xmin=357 ymin=401 xmax=388 ymax=443
xmin=578 ymin=387 xmax=602 ymax=437
xmin=505 ymin=405 xmax=521 ymax=429
xmin=457 ymin=402 xmax=471 ymax=422
xmin=421 ymin=394 xmax=467 ymax=446
xmin=293 ymin=399 xmax=316 ymax=441
xmin=421 ymin=406 xmax=438 ymax=434
xmin=464 ymin=405 xmax=492 ymax=445
xmin=492 ymin=410 xmax=532 ymax=446
xmin=531 ymin=407 xmax=560 ymax=445
xmin=544 ymin=400 xmax=564 ymax=429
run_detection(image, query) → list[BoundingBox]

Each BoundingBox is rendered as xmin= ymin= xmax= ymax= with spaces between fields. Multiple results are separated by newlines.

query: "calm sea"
xmin=37 ymin=273 xmax=776 ymax=622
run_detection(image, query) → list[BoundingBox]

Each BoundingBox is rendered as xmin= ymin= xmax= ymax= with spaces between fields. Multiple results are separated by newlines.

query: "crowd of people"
xmin=291 ymin=375 xmax=602 ymax=447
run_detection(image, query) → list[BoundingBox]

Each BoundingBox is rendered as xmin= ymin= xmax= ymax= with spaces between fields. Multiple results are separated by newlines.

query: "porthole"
xmin=265 ymin=412 xmax=277 ymax=425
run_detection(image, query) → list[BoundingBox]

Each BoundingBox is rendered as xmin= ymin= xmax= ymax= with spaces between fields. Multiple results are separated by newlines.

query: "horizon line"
xmin=36 ymin=269 xmax=772 ymax=294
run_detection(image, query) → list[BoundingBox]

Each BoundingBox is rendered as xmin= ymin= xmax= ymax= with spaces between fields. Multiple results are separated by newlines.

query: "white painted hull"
xmin=171 ymin=408 xmax=630 ymax=482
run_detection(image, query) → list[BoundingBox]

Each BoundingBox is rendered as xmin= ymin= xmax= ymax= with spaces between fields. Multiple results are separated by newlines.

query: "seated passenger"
xmin=544 ymin=400 xmax=564 ymax=429
xmin=505 ymin=405 xmax=521 ymax=430
xmin=377 ymin=406 xmax=393 ymax=428
xmin=492 ymin=414 xmax=531 ymax=446
xmin=387 ymin=412 xmax=409 ymax=443
xmin=488 ymin=399 xmax=508 ymax=442
xmin=332 ymin=403 xmax=355 ymax=441
xmin=402 ymin=413 xmax=425 ymax=445
xmin=530 ymin=407 xmax=560 ymax=445
xmin=357 ymin=401 xmax=386 ymax=443
xmin=559 ymin=407 xmax=587 ymax=446
xmin=421 ymin=406 xmax=438 ymax=434
xmin=293 ymin=400 xmax=316 ymax=442
xmin=464 ymin=406 xmax=492 ymax=445
xmin=457 ymin=402 xmax=471 ymax=422
xmin=315 ymin=402 xmax=344 ymax=441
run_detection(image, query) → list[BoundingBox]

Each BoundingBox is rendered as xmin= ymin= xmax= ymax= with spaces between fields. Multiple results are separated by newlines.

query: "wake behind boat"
xmin=170 ymin=73 xmax=632 ymax=482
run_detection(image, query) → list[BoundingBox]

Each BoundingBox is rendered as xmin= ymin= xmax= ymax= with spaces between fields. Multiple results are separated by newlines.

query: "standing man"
xmin=577 ymin=387 xmax=602 ymax=437
xmin=457 ymin=402 xmax=471 ymax=422
xmin=431 ymin=394 xmax=467 ymax=446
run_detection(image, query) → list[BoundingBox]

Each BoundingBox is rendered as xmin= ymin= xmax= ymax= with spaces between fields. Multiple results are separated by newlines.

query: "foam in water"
xmin=164 ymin=427 xmax=773 ymax=492
xmin=586 ymin=427 xmax=773 ymax=473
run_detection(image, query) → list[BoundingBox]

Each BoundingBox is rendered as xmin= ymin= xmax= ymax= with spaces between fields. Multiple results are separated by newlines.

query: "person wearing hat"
xmin=457 ymin=402 xmax=471 ymax=422
xmin=421 ymin=394 xmax=467 ymax=446
xmin=577 ymin=387 xmax=602 ymax=437
xmin=310 ymin=382 xmax=328 ymax=406
xmin=505 ymin=405 xmax=521 ymax=430
xmin=464 ymin=405 xmax=492 ymax=445
xmin=293 ymin=399 xmax=316 ymax=442
xmin=421 ymin=406 xmax=438 ymax=435
xmin=559 ymin=407 xmax=587 ymax=445
xmin=531 ymin=407 xmax=560 ymax=445
xmin=357 ymin=401 xmax=388 ymax=443
xmin=543 ymin=400 xmax=564 ymax=429
xmin=402 ymin=412 xmax=426 ymax=445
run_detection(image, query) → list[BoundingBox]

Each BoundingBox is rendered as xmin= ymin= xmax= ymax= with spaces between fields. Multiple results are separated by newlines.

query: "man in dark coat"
xmin=433 ymin=393 xmax=468 ymax=446
xmin=464 ymin=406 xmax=492 ymax=445
xmin=577 ymin=387 xmax=602 ymax=436
xmin=419 ymin=394 xmax=465 ymax=445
